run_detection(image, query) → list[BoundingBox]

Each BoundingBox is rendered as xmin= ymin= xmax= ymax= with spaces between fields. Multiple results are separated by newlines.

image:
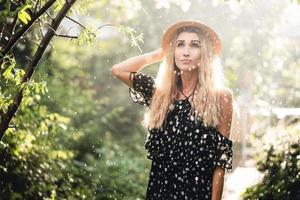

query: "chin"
xmin=178 ymin=65 xmax=196 ymax=72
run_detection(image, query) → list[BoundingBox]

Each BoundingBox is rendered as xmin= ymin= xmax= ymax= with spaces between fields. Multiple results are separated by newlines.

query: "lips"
xmin=181 ymin=59 xmax=192 ymax=63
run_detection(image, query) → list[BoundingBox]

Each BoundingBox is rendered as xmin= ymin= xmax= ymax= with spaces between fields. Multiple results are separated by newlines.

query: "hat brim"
xmin=161 ymin=20 xmax=222 ymax=56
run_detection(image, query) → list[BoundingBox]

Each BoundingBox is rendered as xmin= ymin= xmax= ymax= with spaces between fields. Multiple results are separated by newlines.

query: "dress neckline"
xmin=175 ymin=98 xmax=191 ymax=105
xmin=176 ymin=98 xmax=189 ymax=101
xmin=176 ymin=87 xmax=195 ymax=103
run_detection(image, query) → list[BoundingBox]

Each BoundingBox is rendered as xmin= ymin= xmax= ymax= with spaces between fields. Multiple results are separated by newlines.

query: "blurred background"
xmin=0 ymin=0 xmax=299 ymax=199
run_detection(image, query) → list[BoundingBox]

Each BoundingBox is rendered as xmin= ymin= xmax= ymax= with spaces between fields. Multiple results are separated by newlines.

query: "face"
xmin=174 ymin=32 xmax=201 ymax=73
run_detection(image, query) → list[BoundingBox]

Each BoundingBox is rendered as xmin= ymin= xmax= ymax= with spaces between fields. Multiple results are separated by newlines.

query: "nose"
xmin=183 ymin=46 xmax=190 ymax=57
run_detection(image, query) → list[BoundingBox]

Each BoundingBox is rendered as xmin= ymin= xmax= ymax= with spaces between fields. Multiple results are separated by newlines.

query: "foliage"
xmin=1 ymin=0 xmax=300 ymax=199
xmin=1 ymin=0 xmax=151 ymax=197
xmin=0 ymin=86 xmax=150 ymax=199
xmin=73 ymin=132 xmax=151 ymax=200
xmin=17 ymin=4 xmax=32 ymax=24
xmin=242 ymin=123 xmax=300 ymax=200
xmin=118 ymin=25 xmax=144 ymax=53
xmin=0 ymin=101 xmax=94 ymax=199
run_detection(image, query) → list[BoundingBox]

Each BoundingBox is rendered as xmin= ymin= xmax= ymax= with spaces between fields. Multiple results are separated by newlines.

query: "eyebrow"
xmin=176 ymin=40 xmax=200 ymax=43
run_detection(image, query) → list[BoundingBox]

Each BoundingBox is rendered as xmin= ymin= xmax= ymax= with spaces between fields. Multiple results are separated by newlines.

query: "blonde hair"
xmin=144 ymin=27 xmax=224 ymax=130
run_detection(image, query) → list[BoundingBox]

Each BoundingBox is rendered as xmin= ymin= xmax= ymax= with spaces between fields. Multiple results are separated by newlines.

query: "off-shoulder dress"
xmin=129 ymin=72 xmax=233 ymax=200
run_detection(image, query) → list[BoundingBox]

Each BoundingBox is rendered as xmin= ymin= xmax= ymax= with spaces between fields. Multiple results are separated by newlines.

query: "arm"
xmin=212 ymin=167 xmax=225 ymax=200
xmin=111 ymin=48 xmax=163 ymax=88
xmin=212 ymin=88 xmax=233 ymax=200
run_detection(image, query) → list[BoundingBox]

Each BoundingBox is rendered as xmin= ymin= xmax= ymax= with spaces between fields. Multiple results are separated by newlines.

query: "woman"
xmin=111 ymin=20 xmax=233 ymax=200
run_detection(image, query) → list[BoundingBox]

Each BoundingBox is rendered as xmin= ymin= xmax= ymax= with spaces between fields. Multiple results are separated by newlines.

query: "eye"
xmin=191 ymin=42 xmax=200 ymax=48
xmin=176 ymin=42 xmax=184 ymax=47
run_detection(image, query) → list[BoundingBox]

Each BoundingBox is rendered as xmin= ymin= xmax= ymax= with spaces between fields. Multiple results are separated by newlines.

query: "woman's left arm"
xmin=211 ymin=88 xmax=233 ymax=200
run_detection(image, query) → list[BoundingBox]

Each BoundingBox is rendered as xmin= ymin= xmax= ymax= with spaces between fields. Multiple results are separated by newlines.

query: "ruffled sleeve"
xmin=215 ymin=133 xmax=233 ymax=172
xmin=128 ymin=72 xmax=155 ymax=107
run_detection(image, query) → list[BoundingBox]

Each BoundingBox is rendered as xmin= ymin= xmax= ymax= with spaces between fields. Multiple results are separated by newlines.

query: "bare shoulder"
xmin=218 ymin=87 xmax=233 ymax=105
xmin=217 ymin=87 xmax=233 ymax=138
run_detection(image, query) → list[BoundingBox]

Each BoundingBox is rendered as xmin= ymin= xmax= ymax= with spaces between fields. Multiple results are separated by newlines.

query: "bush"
xmin=242 ymin=123 xmax=300 ymax=200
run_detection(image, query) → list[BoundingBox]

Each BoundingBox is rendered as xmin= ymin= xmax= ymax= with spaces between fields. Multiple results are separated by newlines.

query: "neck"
xmin=180 ymin=71 xmax=197 ymax=92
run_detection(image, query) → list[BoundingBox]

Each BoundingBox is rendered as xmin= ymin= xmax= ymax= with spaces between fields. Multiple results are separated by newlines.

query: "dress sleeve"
xmin=128 ymin=72 xmax=155 ymax=107
xmin=215 ymin=133 xmax=233 ymax=172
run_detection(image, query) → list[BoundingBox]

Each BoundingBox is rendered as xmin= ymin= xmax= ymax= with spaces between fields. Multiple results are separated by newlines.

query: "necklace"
xmin=179 ymin=90 xmax=193 ymax=99
xmin=179 ymin=85 xmax=196 ymax=100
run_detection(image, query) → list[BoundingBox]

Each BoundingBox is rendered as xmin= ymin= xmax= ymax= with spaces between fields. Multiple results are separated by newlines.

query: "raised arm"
xmin=111 ymin=48 xmax=164 ymax=88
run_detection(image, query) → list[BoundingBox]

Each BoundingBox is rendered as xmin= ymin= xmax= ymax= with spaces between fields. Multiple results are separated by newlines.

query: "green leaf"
xmin=77 ymin=27 xmax=97 ymax=46
xmin=17 ymin=4 xmax=32 ymax=24
xmin=3 ymin=62 xmax=15 ymax=79
xmin=18 ymin=10 xmax=31 ymax=24
xmin=118 ymin=25 xmax=144 ymax=53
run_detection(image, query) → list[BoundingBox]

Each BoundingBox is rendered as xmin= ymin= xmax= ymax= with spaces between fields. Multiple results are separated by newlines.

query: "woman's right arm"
xmin=111 ymin=48 xmax=164 ymax=88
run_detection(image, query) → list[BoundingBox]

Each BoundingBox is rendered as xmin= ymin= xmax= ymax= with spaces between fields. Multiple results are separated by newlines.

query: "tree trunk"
xmin=0 ymin=0 xmax=77 ymax=140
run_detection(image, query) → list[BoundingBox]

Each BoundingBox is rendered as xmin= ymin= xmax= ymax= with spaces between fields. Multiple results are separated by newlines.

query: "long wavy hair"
xmin=144 ymin=26 xmax=224 ymax=130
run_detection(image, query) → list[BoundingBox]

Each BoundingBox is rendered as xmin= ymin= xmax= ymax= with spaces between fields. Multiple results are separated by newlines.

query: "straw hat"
xmin=161 ymin=20 xmax=222 ymax=56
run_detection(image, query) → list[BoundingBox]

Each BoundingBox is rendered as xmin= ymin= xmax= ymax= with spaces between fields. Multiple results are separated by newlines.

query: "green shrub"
xmin=242 ymin=123 xmax=300 ymax=200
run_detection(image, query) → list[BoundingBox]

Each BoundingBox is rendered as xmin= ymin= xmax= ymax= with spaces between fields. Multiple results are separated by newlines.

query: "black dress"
xmin=129 ymin=72 xmax=233 ymax=200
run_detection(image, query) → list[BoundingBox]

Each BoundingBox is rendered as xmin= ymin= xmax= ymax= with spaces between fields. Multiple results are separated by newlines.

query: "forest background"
xmin=0 ymin=0 xmax=299 ymax=199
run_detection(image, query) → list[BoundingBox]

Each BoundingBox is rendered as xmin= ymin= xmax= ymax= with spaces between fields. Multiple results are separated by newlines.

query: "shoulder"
xmin=218 ymin=87 xmax=233 ymax=98
xmin=216 ymin=88 xmax=233 ymax=138
xmin=218 ymin=87 xmax=233 ymax=106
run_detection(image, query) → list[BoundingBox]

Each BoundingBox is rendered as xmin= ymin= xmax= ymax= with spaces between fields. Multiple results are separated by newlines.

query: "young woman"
xmin=111 ymin=20 xmax=233 ymax=200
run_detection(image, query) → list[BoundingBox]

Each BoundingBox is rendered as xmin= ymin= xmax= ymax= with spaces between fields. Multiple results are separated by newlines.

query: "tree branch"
xmin=55 ymin=34 xmax=78 ymax=39
xmin=96 ymin=23 xmax=118 ymax=30
xmin=39 ymin=20 xmax=45 ymax=38
xmin=0 ymin=0 xmax=78 ymax=140
xmin=66 ymin=15 xmax=87 ymax=30
xmin=8 ymin=15 xmax=19 ymax=40
xmin=34 ymin=0 xmax=41 ymax=14
xmin=45 ymin=11 xmax=55 ymax=21
xmin=0 ymin=0 xmax=56 ymax=61
xmin=0 ymin=24 xmax=7 ymax=48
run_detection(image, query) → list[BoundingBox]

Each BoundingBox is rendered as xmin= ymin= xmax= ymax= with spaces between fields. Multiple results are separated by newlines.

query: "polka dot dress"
xmin=129 ymin=72 xmax=233 ymax=200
